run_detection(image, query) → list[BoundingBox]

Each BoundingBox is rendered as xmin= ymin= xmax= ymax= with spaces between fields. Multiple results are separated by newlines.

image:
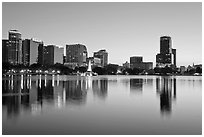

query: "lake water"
xmin=2 ymin=75 xmax=202 ymax=135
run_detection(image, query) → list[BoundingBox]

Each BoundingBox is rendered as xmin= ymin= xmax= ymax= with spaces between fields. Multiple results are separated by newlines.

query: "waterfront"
xmin=2 ymin=75 xmax=202 ymax=135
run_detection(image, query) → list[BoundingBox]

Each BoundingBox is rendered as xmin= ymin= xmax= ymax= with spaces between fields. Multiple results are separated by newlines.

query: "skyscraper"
xmin=65 ymin=44 xmax=88 ymax=68
xmin=156 ymin=36 xmax=176 ymax=67
xmin=22 ymin=39 xmax=42 ymax=66
xmin=8 ymin=30 xmax=22 ymax=65
xmin=93 ymin=49 xmax=108 ymax=67
xmin=160 ymin=36 xmax=172 ymax=54
xmin=44 ymin=45 xmax=64 ymax=65
xmin=172 ymin=48 xmax=176 ymax=67
xmin=2 ymin=39 xmax=9 ymax=63
xmin=38 ymin=42 xmax=44 ymax=65
xmin=87 ymin=57 xmax=101 ymax=67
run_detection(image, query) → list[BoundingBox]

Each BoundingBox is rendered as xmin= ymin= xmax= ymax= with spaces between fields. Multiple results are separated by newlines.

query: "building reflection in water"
xmin=63 ymin=79 xmax=87 ymax=105
xmin=156 ymin=77 xmax=177 ymax=115
xmin=92 ymin=78 xmax=108 ymax=100
xmin=2 ymin=75 xmax=31 ymax=119
xmin=2 ymin=75 xmax=109 ymax=119
xmin=130 ymin=79 xmax=143 ymax=94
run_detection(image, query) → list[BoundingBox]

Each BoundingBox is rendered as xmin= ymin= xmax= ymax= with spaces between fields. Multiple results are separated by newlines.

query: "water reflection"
xmin=156 ymin=77 xmax=177 ymax=115
xmin=2 ymin=75 xmax=202 ymax=135
xmin=63 ymin=79 xmax=87 ymax=105
xmin=2 ymin=76 xmax=178 ymax=118
xmin=2 ymin=75 xmax=109 ymax=119
xmin=130 ymin=79 xmax=143 ymax=93
xmin=92 ymin=79 xmax=108 ymax=100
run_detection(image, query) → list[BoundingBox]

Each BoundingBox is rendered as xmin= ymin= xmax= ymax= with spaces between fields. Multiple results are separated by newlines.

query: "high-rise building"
xmin=93 ymin=49 xmax=108 ymax=67
xmin=54 ymin=46 xmax=64 ymax=65
xmin=38 ymin=43 xmax=44 ymax=65
xmin=2 ymin=39 xmax=9 ymax=63
xmin=22 ymin=39 xmax=42 ymax=66
xmin=63 ymin=55 xmax=66 ymax=64
xmin=130 ymin=56 xmax=153 ymax=71
xmin=160 ymin=36 xmax=172 ymax=54
xmin=156 ymin=36 xmax=176 ymax=67
xmin=8 ymin=30 xmax=22 ymax=65
xmin=143 ymin=62 xmax=153 ymax=70
xmin=172 ymin=48 xmax=176 ymax=67
xmin=44 ymin=45 xmax=64 ymax=65
xmin=87 ymin=57 xmax=101 ymax=67
xmin=130 ymin=56 xmax=143 ymax=64
xmin=65 ymin=44 xmax=88 ymax=68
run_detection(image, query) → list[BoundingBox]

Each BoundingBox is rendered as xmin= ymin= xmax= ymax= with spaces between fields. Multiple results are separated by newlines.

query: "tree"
xmin=122 ymin=68 xmax=132 ymax=75
xmin=162 ymin=66 xmax=173 ymax=74
xmin=2 ymin=62 xmax=12 ymax=70
xmin=104 ymin=64 xmax=119 ymax=75
xmin=78 ymin=66 xmax=87 ymax=73
xmin=132 ymin=68 xmax=142 ymax=75
xmin=146 ymin=69 xmax=155 ymax=75
xmin=92 ymin=67 xmax=105 ymax=75
xmin=154 ymin=67 xmax=162 ymax=74
xmin=29 ymin=63 xmax=42 ymax=70
xmin=188 ymin=68 xmax=196 ymax=75
xmin=196 ymin=67 xmax=202 ymax=74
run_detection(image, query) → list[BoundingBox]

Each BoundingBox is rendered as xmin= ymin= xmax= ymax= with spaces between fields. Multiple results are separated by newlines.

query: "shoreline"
xmin=2 ymin=73 xmax=202 ymax=77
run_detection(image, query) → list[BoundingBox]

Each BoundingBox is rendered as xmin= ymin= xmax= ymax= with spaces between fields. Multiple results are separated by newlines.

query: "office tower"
xmin=172 ymin=48 xmax=176 ymax=67
xmin=156 ymin=36 xmax=176 ymax=67
xmin=8 ymin=30 xmax=22 ymax=65
xmin=65 ymin=44 xmax=88 ymax=68
xmin=63 ymin=55 xmax=66 ymax=64
xmin=143 ymin=62 xmax=153 ymax=70
xmin=38 ymin=43 xmax=44 ymax=65
xmin=130 ymin=56 xmax=143 ymax=64
xmin=130 ymin=56 xmax=153 ymax=71
xmin=160 ymin=36 xmax=172 ymax=54
xmin=2 ymin=39 xmax=9 ymax=63
xmin=87 ymin=57 xmax=101 ymax=67
xmin=22 ymin=39 xmax=42 ymax=66
xmin=93 ymin=49 xmax=108 ymax=67
xmin=44 ymin=45 xmax=64 ymax=65
xmin=23 ymin=39 xmax=43 ymax=66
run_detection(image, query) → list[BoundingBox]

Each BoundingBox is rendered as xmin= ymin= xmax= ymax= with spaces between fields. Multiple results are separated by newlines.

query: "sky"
xmin=2 ymin=2 xmax=202 ymax=67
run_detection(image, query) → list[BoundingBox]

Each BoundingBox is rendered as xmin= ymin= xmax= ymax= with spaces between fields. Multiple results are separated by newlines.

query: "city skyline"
xmin=2 ymin=2 xmax=202 ymax=66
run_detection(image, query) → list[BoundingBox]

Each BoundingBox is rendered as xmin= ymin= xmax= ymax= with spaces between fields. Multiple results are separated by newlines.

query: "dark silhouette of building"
xmin=37 ymin=43 xmax=44 ymax=65
xmin=44 ymin=45 xmax=64 ymax=65
xmin=130 ymin=56 xmax=143 ymax=64
xmin=63 ymin=55 xmax=66 ymax=65
xmin=172 ymin=48 xmax=176 ymax=67
xmin=65 ymin=44 xmax=88 ymax=68
xmin=2 ymin=39 xmax=9 ymax=63
xmin=93 ymin=49 xmax=108 ymax=67
xmin=44 ymin=45 xmax=54 ymax=65
xmin=156 ymin=36 xmax=176 ymax=67
xmin=87 ymin=57 xmax=101 ymax=67
xmin=22 ymin=39 xmax=42 ymax=66
xmin=8 ymin=30 xmax=22 ymax=65
xmin=130 ymin=56 xmax=153 ymax=71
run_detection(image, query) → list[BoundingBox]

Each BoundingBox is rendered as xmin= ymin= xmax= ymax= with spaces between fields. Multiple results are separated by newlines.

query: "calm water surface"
xmin=2 ymin=75 xmax=202 ymax=135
